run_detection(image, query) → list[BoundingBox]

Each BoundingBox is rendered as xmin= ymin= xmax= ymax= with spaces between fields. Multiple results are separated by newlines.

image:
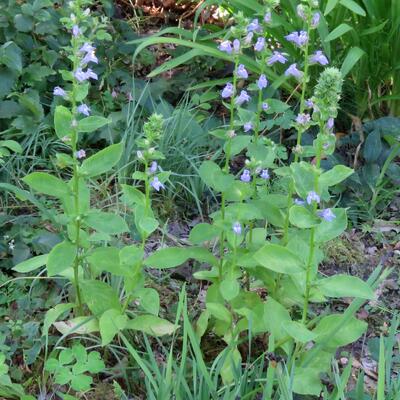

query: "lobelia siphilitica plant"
xmin=142 ymin=0 xmax=378 ymax=396
xmin=9 ymin=0 xmax=176 ymax=353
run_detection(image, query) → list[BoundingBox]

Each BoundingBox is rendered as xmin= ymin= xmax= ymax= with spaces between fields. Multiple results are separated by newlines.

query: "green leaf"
xmin=0 ymin=140 xmax=22 ymax=153
xmin=313 ymin=314 xmax=367 ymax=348
xmin=325 ymin=0 xmax=339 ymax=15
xmin=253 ymin=244 xmax=304 ymax=274
xmin=282 ymin=321 xmax=317 ymax=343
xmin=23 ymin=172 xmax=69 ymax=198
xmin=99 ymin=309 xmax=127 ymax=346
xmin=325 ymin=23 xmax=353 ymax=42
xmin=319 ymin=165 xmax=354 ymax=187
xmin=80 ymin=280 xmax=121 ymax=315
xmin=144 ymin=247 xmax=190 ymax=268
xmin=85 ymin=211 xmax=128 ymax=235
xmin=47 ymin=241 xmax=75 ymax=276
xmin=364 ymin=130 xmax=382 ymax=163
xmin=339 ymin=0 xmax=366 ymax=16
xmin=0 ymin=42 xmax=23 ymax=72
xmin=80 ymin=143 xmax=123 ymax=177
xmin=120 ymin=184 xmax=145 ymax=206
xmin=137 ymin=216 xmax=159 ymax=236
xmin=207 ymin=302 xmax=231 ymax=323
xmin=199 ymin=160 xmax=234 ymax=193
xmin=126 ymin=315 xmax=176 ymax=336
xmin=224 ymin=135 xmax=251 ymax=156
xmin=42 ymin=303 xmax=74 ymax=337
xmin=136 ymin=288 xmax=160 ymax=315
xmin=317 ymin=274 xmax=374 ymax=299
xmin=77 ymin=116 xmax=111 ymax=133
xmin=315 ymin=208 xmax=347 ymax=242
xmin=289 ymin=205 xmax=320 ymax=228
xmin=54 ymin=106 xmax=73 ymax=139
xmin=14 ymin=14 xmax=34 ymax=32
xmin=13 ymin=254 xmax=48 ymax=273
xmin=293 ymin=367 xmax=323 ymax=396
xmin=189 ymin=223 xmax=221 ymax=244
xmin=340 ymin=47 xmax=365 ymax=77
xmin=220 ymin=278 xmax=240 ymax=301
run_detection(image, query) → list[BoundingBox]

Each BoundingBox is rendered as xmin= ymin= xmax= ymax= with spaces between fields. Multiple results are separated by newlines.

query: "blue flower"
xmin=285 ymin=64 xmax=303 ymax=80
xmin=247 ymin=19 xmax=261 ymax=33
xmin=72 ymin=25 xmax=82 ymax=37
xmin=311 ymin=12 xmax=320 ymax=28
xmin=233 ymin=39 xmax=241 ymax=53
xmin=297 ymin=4 xmax=306 ymax=20
xmin=260 ymin=169 xmax=270 ymax=179
xmin=296 ymin=113 xmax=311 ymax=125
xmin=240 ymin=169 xmax=251 ymax=182
xmin=75 ymin=149 xmax=86 ymax=159
xmin=235 ymin=90 xmax=251 ymax=106
xmin=327 ymin=118 xmax=334 ymax=130
xmin=254 ymin=37 xmax=265 ymax=52
xmin=53 ymin=86 xmax=67 ymax=98
xmin=244 ymin=122 xmax=253 ymax=132
xmin=267 ymin=51 xmax=287 ymax=65
xmin=218 ymin=40 xmax=232 ymax=54
xmin=149 ymin=161 xmax=158 ymax=174
xmin=237 ymin=64 xmax=248 ymax=79
xmin=318 ymin=208 xmax=336 ymax=222
xmin=257 ymin=74 xmax=268 ymax=89
xmin=262 ymin=102 xmax=269 ymax=111
xmin=244 ymin=32 xmax=254 ymax=45
xmin=77 ymin=104 xmax=91 ymax=116
xmin=310 ymin=50 xmax=329 ymax=66
xmin=79 ymin=42 xmax=95 ymax=54
xmin=305 ymin=99 xmax=314 ymax=108
xmin=81 ymin=50 xmax=98 ymax=66
xmin=232 ymin=222 xmax=242 ymax=235
xmin=285 ymin=31 xmax=308 ymax=47
xmin=306 ymin=191 xmax=320 ymax=205
xmin=221 ymin=83 xmax=234 ymax=99
xmin=150 ymin=177 xmax=165 ymax=191
xmin=264 ymin=11 xmax=272 ymax=23
xmin=294 ymin=198 xmax=305 ymax=206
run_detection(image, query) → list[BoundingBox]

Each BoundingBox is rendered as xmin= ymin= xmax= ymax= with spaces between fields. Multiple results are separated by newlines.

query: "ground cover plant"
xmin=0 ymin=0 xmax=399 ymax=399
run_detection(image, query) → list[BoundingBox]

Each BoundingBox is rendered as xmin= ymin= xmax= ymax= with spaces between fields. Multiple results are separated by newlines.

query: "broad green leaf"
xmin=325 ymin=0 xmax=339 ymax=15
xmin=54 ymin=106 xmax=73 ymax=139
xmin=224 ymin=135 xmax=251 ymax=156
xmin=207 ymin=302 xmax=231 ymax=323
xmin=99 ymin=309 xmax=127 ymax=346
xmin=0 ymin=42 xmax=22 ymax=72
xmin=291 ymin=162 xmax=316 ymax=198
xmin=293 ymin=367 xmax=323 ymax=396
xmin=126 ymin=315 xmax=176 ymax=336
xmin=135 ymin=288 xmax=160 ymax=315
xmin=254 ymin=244 xmax=304 ymax=274
xmin=85 ymin=211 xmax=128 ymax=235
xmin=77 ymin=116 xmax=111 ymax=133
xmin=80 ymin=143 xmax=123 ymax=177
xmin=339 ymin=0 xmax=366 ymax=16
xmin=220 ymin=347 xmax=241 ymax=385
xmin=315 ymin=208 xmax=347 ymax=242
xmin=196 ymin=310 xmax=210 ymax=339
xmin=363 ymin=130 xmax=382 ymax=163
xmin=313 ymin=314 xmax=367 ymax=348
xmin=23 ymin=172 xmax=69 ymax=198
xmin=282 ymin=321 xmax=317 ymax=343
xmin=86 ymin=247 xmax=123 ymax=275
xmin=13 ymin=254 xmax=48 ymax=273
xmin=42 ymin=303 xmax=74 ymax=337
xmin=80 ymin=280 xmax=121 ymax=315
xmin=47 ymin=241 xmax=76 ymax=276
xmin=340 ymin=47 xmax=365 ymax=77
xmin=120 ymin=184 xmax=146 ymax=206
xmin=289 ymin=205 xmax=320 ymax=228
xmin=325 ymin=23 xmax=353 ymax=42
xmin=220 ymin=278 xmax=240 ymax=301
xmin=317 ymin=274 xmax=374 ymax=299
xmin=199 ymin=160 xmax=234 ymax=192
xmin=0 ymin=140 xmax=22 ymax=153
xmin=319 ymin=165 xmax=354 ymax=187
xmin=189 ymin=223 xmax=221 ymax=244
xmin=137 ymin=216 xmax=159 ymax=236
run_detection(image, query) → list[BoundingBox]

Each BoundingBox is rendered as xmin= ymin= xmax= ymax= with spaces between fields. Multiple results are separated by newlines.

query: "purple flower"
xmin=85 ymin=68 xmax=98 ymax=80
xmin=294 ymin=198 xmax=305 ymax=206
xmin=296 ymin=113 xmax=311 ymax=125
xmin=260 ymin=169 xmax=270 ymax=179
xmin=285 ymin=31 xmax=308 ymax=47
xmin=237 ymin=64 xmax=248 ymax=79
xmin=77 ymin=104 xmax=91 ymax=116
xmin=306 ymin=191 xmax=320 ymax=205
xmin=264 ymin=11 xmax=272 ymax=23
xmin=285 ymin=63 xmax=303 ymax=80
xmin=318 ymin=208 xmax=336 ymax=222
xmin=311 ymin=12 xmax=320 ymax=28
xmin=257 ymin=74 xmax=268 ymax=89
xmin=267 ymin=51 xmax=287 ymax=65
xmin=79 ymin=42 xmax=95 ymax=54
xmin=218 ymin=40 xmax=232 ymax=54
xmin=247 ymin=19 xmax=261 ymax=33
xmin=254 ymin=37 xmax=265 ymax=52
xmin=149 ymin=161 xmax=158 ymax=174
xmin=233 ymin=39 xmax=241 ymax=53
xmin=232 ymin=222 xmax=242 ymax=235
xmin=262 ymin=102 xmax=269 ymax=111
xmin=244 ymin=122 xmax=253 ymax=132
xmin=240 ymin=169 xmax=251 ymax=182
xmin=72 ymin=25 xmax=81 ymax=37
xmin=75 ymin=149 xmax=86 ymax=159
xmin=81 ymin=50 xmax=98 ymax=65
xmin=327 ymin=118 xmax=334 ymax=130
xmin=150 ymin=177 xmax=165 ymax=191
xmin=244 ymin=32 xmax=254 ymax=45
xmin=235 ymin=90 xmax=251 ymax=106
xmin=221 ymin=83 xmax=234 ymax=99
xmin=74 ymin=68 xmax=87 ymax=82
xmin=305 ymin=99 xmax=314 ymax=108
xmin=53 ymin=86 xmax=67 ymax=98
xmin=310 ymin=50 xmax=329 ymax=65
